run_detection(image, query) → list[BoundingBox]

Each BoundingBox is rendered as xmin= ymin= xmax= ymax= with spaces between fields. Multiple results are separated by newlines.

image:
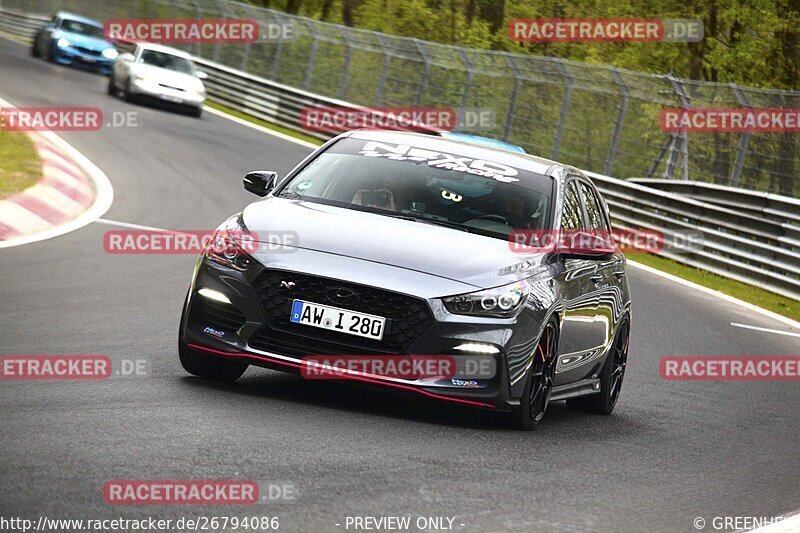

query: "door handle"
xmin=589 ymin=274 xmax=603 ymax=284
xmin=613 ymin=270 xmax=625 ymax=280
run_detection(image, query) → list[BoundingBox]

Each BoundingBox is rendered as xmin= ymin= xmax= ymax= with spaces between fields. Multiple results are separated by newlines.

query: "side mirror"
xmin=559 ymin=231 xmax=617 ymax=260
xmin=243 ymin=171 xmax=278 ymax=197
xmin=196 ymin=70 xmax=209 ymax=80
xmin=118 ymin=52 xmax=134 ymax=63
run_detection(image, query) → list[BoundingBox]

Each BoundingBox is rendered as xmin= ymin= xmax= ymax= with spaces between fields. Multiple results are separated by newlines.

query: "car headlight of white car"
xmin=101 ymin=48 xmax=118 ymax=60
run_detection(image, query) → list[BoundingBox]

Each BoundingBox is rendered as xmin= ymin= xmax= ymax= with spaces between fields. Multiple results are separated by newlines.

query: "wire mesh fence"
xmin=6 ymin=0 xmax=799 ymax=197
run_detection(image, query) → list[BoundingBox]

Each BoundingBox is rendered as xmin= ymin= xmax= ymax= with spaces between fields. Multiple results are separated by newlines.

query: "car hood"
xmin=130 ymin=64 xmax=203 ymax=90
xmin=242 ymin=197 xmax=548 ymax=291
xmin=58 ymin=31 xmax=112 ymax=52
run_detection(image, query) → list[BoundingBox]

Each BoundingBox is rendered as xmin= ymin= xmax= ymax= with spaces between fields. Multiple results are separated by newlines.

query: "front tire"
xmin=567 ymin=319 xmax=629 ymax=415
xmin=508 ymin=320 xmax=558 ymax=430
xmin=31 ymin=35 xmax=42 ymax=57
xmin=107 ymin=74 xmax=117 ymax=96
xmin=121 ymin=78 xmax=135 ymax=103
xmin=45 ymin=40 xmax=57 ymax=62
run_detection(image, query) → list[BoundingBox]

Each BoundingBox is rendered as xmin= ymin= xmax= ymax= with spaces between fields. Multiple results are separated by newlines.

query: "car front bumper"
xmin=179 ymin=249 xmax=555 ymax=412
xmin=130 ymin=78 xmax=206 ymax=107
xmin=52 ymin=46 xmax=114 ymax=73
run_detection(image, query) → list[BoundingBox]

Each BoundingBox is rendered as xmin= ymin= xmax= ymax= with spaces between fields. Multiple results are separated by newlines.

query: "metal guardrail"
xmin=1 ymin=7 xmax=797 ymax=300
xmin=195 ymin=59 xmax=441 ymax=142
xmin=629 ymin=179 xmax=800 ymax=227
xmin=196 ymin=58 xmax=344 ymax=143
xmin=588 ymin=173 xmax=800 ymax=299
xmin=0 ymin=6 xmax=45 ymax=36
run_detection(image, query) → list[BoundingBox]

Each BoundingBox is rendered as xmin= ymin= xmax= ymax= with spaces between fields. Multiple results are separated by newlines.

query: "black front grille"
xmin=74 ymin=46 xmax=101 ymax=56
xmin=250 ymin=269 xmax=434 ymax=355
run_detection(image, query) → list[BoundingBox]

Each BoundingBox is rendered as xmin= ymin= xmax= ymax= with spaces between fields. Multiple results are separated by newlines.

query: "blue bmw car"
xmin=32 ymin=12 xmax=118 ymax=75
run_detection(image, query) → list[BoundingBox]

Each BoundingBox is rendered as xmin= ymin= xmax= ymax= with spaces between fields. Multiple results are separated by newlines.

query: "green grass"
xmin=0 ymin=130 xmax=41 ymax=199
xmin=205 ymin=101 xmax=323 ymax=146
xmin=626 ymin=252 xmax=800 ymax=322
xmin=203 ymin=100 xmax=800 ymax=323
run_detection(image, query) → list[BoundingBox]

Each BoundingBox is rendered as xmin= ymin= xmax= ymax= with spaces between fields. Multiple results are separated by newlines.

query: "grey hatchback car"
xmin=179 ymin=130 xmax=632 ymax=430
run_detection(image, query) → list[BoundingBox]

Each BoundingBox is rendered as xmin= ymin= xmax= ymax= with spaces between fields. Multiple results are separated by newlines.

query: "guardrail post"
xmin=552 ymin=61 xmax=574 ymax=160
xmin=374 ymin=34 xmax=390 ymax=107
xmin=502 ymin=55 xmax=522 ymax=142
xmin=270 ymin=12 xmax=286 ymax=81
xmin=337 ymin=28 xmax=353 ymax=100
xmin=605 ymin=68 xmax=629 ymax=176
xmin=213 ymin=0 xmax=229 ymax=63
xmin=730 ymin=83 xmax=751 ymax=187
xmin=240 ymin=42 xmax=251 ymax=72
xmin=664 ymin=136 xmax=680 ymax=180
xmin=303 ymin=21 xmax=319 ymax=91
xmin=190 ymin=0 xmax=202 ymax=57
xmin=665 ymin=74 xmax=691 ymax=180
xmin=647 ymin=136 xmax=673 ymax=178
xmin=457 ymin=49 xmax=474 ymax=116
xmin=413 ymin=40 xmax=430 ymax=107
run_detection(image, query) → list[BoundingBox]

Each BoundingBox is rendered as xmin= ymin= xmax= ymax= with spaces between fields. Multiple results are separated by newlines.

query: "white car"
xmin=109 ymin=43 xmax=207 ymax=117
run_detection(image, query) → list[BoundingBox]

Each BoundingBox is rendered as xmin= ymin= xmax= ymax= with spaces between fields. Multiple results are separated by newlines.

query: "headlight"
xmin=102 ymin=48 xmax=118 ymax=60
xmin=442 ymin=280 xmax=529 ymax=318
xmin=57 ymin=37 xmax=71 ymax=48
xmin=204 ymin=215 xmax=256 ymax=271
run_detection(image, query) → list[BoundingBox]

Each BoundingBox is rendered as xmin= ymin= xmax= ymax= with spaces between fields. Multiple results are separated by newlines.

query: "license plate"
xmin=290 ymin=300 xmax=385 ymax=341
xmin=159 ymin=95 xmax=183 ymax=104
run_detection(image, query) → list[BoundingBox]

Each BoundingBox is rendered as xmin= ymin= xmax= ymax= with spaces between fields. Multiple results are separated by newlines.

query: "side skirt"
xmin=550 ymin=378 xmax=601 ymax=401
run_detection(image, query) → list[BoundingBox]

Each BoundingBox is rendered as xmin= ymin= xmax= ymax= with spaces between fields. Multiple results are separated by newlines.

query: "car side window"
xmin=561 ymin=181 xmax=585 ymax=231
xmin=578 ymin=182 xmax=609 ymax=231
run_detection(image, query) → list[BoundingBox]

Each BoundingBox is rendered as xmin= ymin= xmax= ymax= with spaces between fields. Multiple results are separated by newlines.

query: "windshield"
xmin=278 ymin=138 xmax=553 ymax=241
xmin=139 ymin=50 xmax=195 ymax=75
xmin=60 ymin=20 xmax=104 ymax=39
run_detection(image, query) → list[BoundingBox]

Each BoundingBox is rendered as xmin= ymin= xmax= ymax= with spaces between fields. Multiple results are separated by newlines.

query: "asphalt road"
xmin=1 ymin=37 xmax=799 ymax=533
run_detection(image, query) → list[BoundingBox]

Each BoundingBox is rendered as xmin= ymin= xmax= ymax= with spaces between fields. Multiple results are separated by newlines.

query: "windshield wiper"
xmin=385 ymin=213 xmax=471 ymax=233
